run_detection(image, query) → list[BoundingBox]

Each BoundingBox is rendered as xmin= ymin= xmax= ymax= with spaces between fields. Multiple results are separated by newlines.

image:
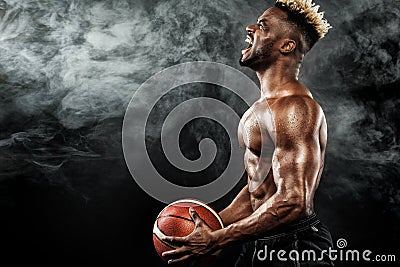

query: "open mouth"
xmin=242 ymin=36 xmax=253 ymax=55
xmin=246 ymin=36 xmax=253 ymax=48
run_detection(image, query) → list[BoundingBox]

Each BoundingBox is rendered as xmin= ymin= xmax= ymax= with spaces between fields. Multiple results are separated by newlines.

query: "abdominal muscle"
xmin=239 ymin=103 xmax=277 ymax=211
xmin=244 ymin=148 xmax=277 ymax=211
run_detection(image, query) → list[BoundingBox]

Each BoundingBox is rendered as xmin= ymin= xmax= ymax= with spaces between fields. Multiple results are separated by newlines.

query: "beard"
xmin=239 ymin=41 xmax=276 ymax=70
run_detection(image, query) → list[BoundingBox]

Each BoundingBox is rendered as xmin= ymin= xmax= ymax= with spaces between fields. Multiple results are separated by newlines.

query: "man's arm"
xmin=214 ymin=96 xmax=324 ymax=247
xmin=219 ymin=184 xmax=253 ymax=226
xmin=162 ymin=96 xmax=324 ymax=261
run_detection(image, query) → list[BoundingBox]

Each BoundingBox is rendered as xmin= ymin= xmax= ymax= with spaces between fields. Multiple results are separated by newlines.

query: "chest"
xmin=238 ymin=106 xmax=275 ymax=152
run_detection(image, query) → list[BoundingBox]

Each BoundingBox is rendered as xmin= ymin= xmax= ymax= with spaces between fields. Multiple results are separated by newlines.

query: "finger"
xmin=162 ymin=235 xmax=186 ymax=245
xmin=168 ymin=254 xmax=192 ymax=265
xmin=162 ymin=246 xmax=188 ymax=258
xmin=189 ymin=207 xmax=202 ymax=227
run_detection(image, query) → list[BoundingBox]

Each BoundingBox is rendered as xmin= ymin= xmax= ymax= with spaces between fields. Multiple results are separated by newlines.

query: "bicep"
xmin=272 ymin=142 xmax=321 ymax=191
xmin=270 ymin=98 xmax=322 ymax=191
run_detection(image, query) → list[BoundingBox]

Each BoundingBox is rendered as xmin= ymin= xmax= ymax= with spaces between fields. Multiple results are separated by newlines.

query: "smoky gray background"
xmin=0 ymin=0 xmax=399 ymax=266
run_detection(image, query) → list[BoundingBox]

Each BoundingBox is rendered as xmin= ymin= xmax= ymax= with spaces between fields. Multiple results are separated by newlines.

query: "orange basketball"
xmin=152 ymin=198 xmax=224 ymax=265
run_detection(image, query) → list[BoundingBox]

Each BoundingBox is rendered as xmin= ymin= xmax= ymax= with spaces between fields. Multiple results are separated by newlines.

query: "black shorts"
xmin=234 ymin=213 xmax=335 ymax=267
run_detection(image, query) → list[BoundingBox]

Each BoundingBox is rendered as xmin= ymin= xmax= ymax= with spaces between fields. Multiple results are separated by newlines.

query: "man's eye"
xmin=258 ymin=23 xmax=267 ymax=31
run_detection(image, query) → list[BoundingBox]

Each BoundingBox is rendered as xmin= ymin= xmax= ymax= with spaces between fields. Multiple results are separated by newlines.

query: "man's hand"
xmin=161 ymin=207 xmax=218 ymax=265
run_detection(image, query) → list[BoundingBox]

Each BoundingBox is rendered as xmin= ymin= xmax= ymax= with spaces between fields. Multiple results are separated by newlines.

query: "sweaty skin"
xmin=162 ymin=7 xmax=328 ymax=264
xmin=221 ymin=89 xmax=327 ymax=229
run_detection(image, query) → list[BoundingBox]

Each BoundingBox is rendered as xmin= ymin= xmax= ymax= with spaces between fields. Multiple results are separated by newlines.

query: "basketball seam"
xmin=155 ymin=215 xmax=195 ymax=239
xmin=153 ymin=220 xmax=179 ymax=249
xmin=153 ymin=232 xmax=174 ymax=250
xmin=157 ymin=214 xmax=194 ymax=222
xmin=159 ymin=216 xmax=213 ymax=231
xmin=169 ymin=199 xmax=224 ymax=228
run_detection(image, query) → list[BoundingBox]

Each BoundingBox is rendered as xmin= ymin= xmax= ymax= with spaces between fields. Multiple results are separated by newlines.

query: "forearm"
xmin=214 ymin=191 xmax=305 ymax=249
xmin=216 ymin=146 xmax=319 ymax=249
xmin=219 ymin=184 xmax=253 ymax=226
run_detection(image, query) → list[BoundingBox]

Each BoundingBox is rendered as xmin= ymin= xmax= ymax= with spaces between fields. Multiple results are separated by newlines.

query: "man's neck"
xmin=256 ymin=61 xmax=302 ymax=99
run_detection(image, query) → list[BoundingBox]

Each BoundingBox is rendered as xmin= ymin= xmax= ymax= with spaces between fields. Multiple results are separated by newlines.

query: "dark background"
xmin=0 ymin=0 xmax=399 ymax=266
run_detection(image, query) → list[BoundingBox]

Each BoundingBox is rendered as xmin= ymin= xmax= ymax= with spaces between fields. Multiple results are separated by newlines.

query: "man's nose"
xmin=246 ymin=24 xmax=257 ymax=33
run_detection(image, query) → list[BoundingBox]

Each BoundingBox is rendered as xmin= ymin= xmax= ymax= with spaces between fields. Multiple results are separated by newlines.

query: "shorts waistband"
xmin=260 ymin=213 xmax=320 ymax=240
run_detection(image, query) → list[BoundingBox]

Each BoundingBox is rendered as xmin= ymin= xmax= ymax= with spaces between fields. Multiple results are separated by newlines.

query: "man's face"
xmin=239 ymin=7 xmax=288 ymax=70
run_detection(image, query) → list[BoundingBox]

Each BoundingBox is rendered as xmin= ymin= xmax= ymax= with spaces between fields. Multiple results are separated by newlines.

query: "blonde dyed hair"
xmin=275 ymin=0 xmax=331 ymax=39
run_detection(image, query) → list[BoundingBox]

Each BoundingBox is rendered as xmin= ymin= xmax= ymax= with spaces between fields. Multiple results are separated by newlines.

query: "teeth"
xmin=245 ymin=38 xmax=253 ymax=45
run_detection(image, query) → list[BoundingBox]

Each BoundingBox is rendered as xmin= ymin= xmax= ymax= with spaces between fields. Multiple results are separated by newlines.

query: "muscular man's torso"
xmin=238 ymin=93 xmax=327 ymax=214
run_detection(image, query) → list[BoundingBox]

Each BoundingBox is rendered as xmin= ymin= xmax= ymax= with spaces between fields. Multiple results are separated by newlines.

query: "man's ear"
xmin=279 ymin=39 xmax=296 ymax=54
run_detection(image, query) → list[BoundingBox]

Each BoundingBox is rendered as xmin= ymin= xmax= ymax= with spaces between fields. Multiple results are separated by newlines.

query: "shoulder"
xmin=269 ymin=95 xmax=325 ymax=140
xmin=270 ymin=95 xmax=324 ymax=122
xmin=271 ymin=95 xmax=323 ymax=116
